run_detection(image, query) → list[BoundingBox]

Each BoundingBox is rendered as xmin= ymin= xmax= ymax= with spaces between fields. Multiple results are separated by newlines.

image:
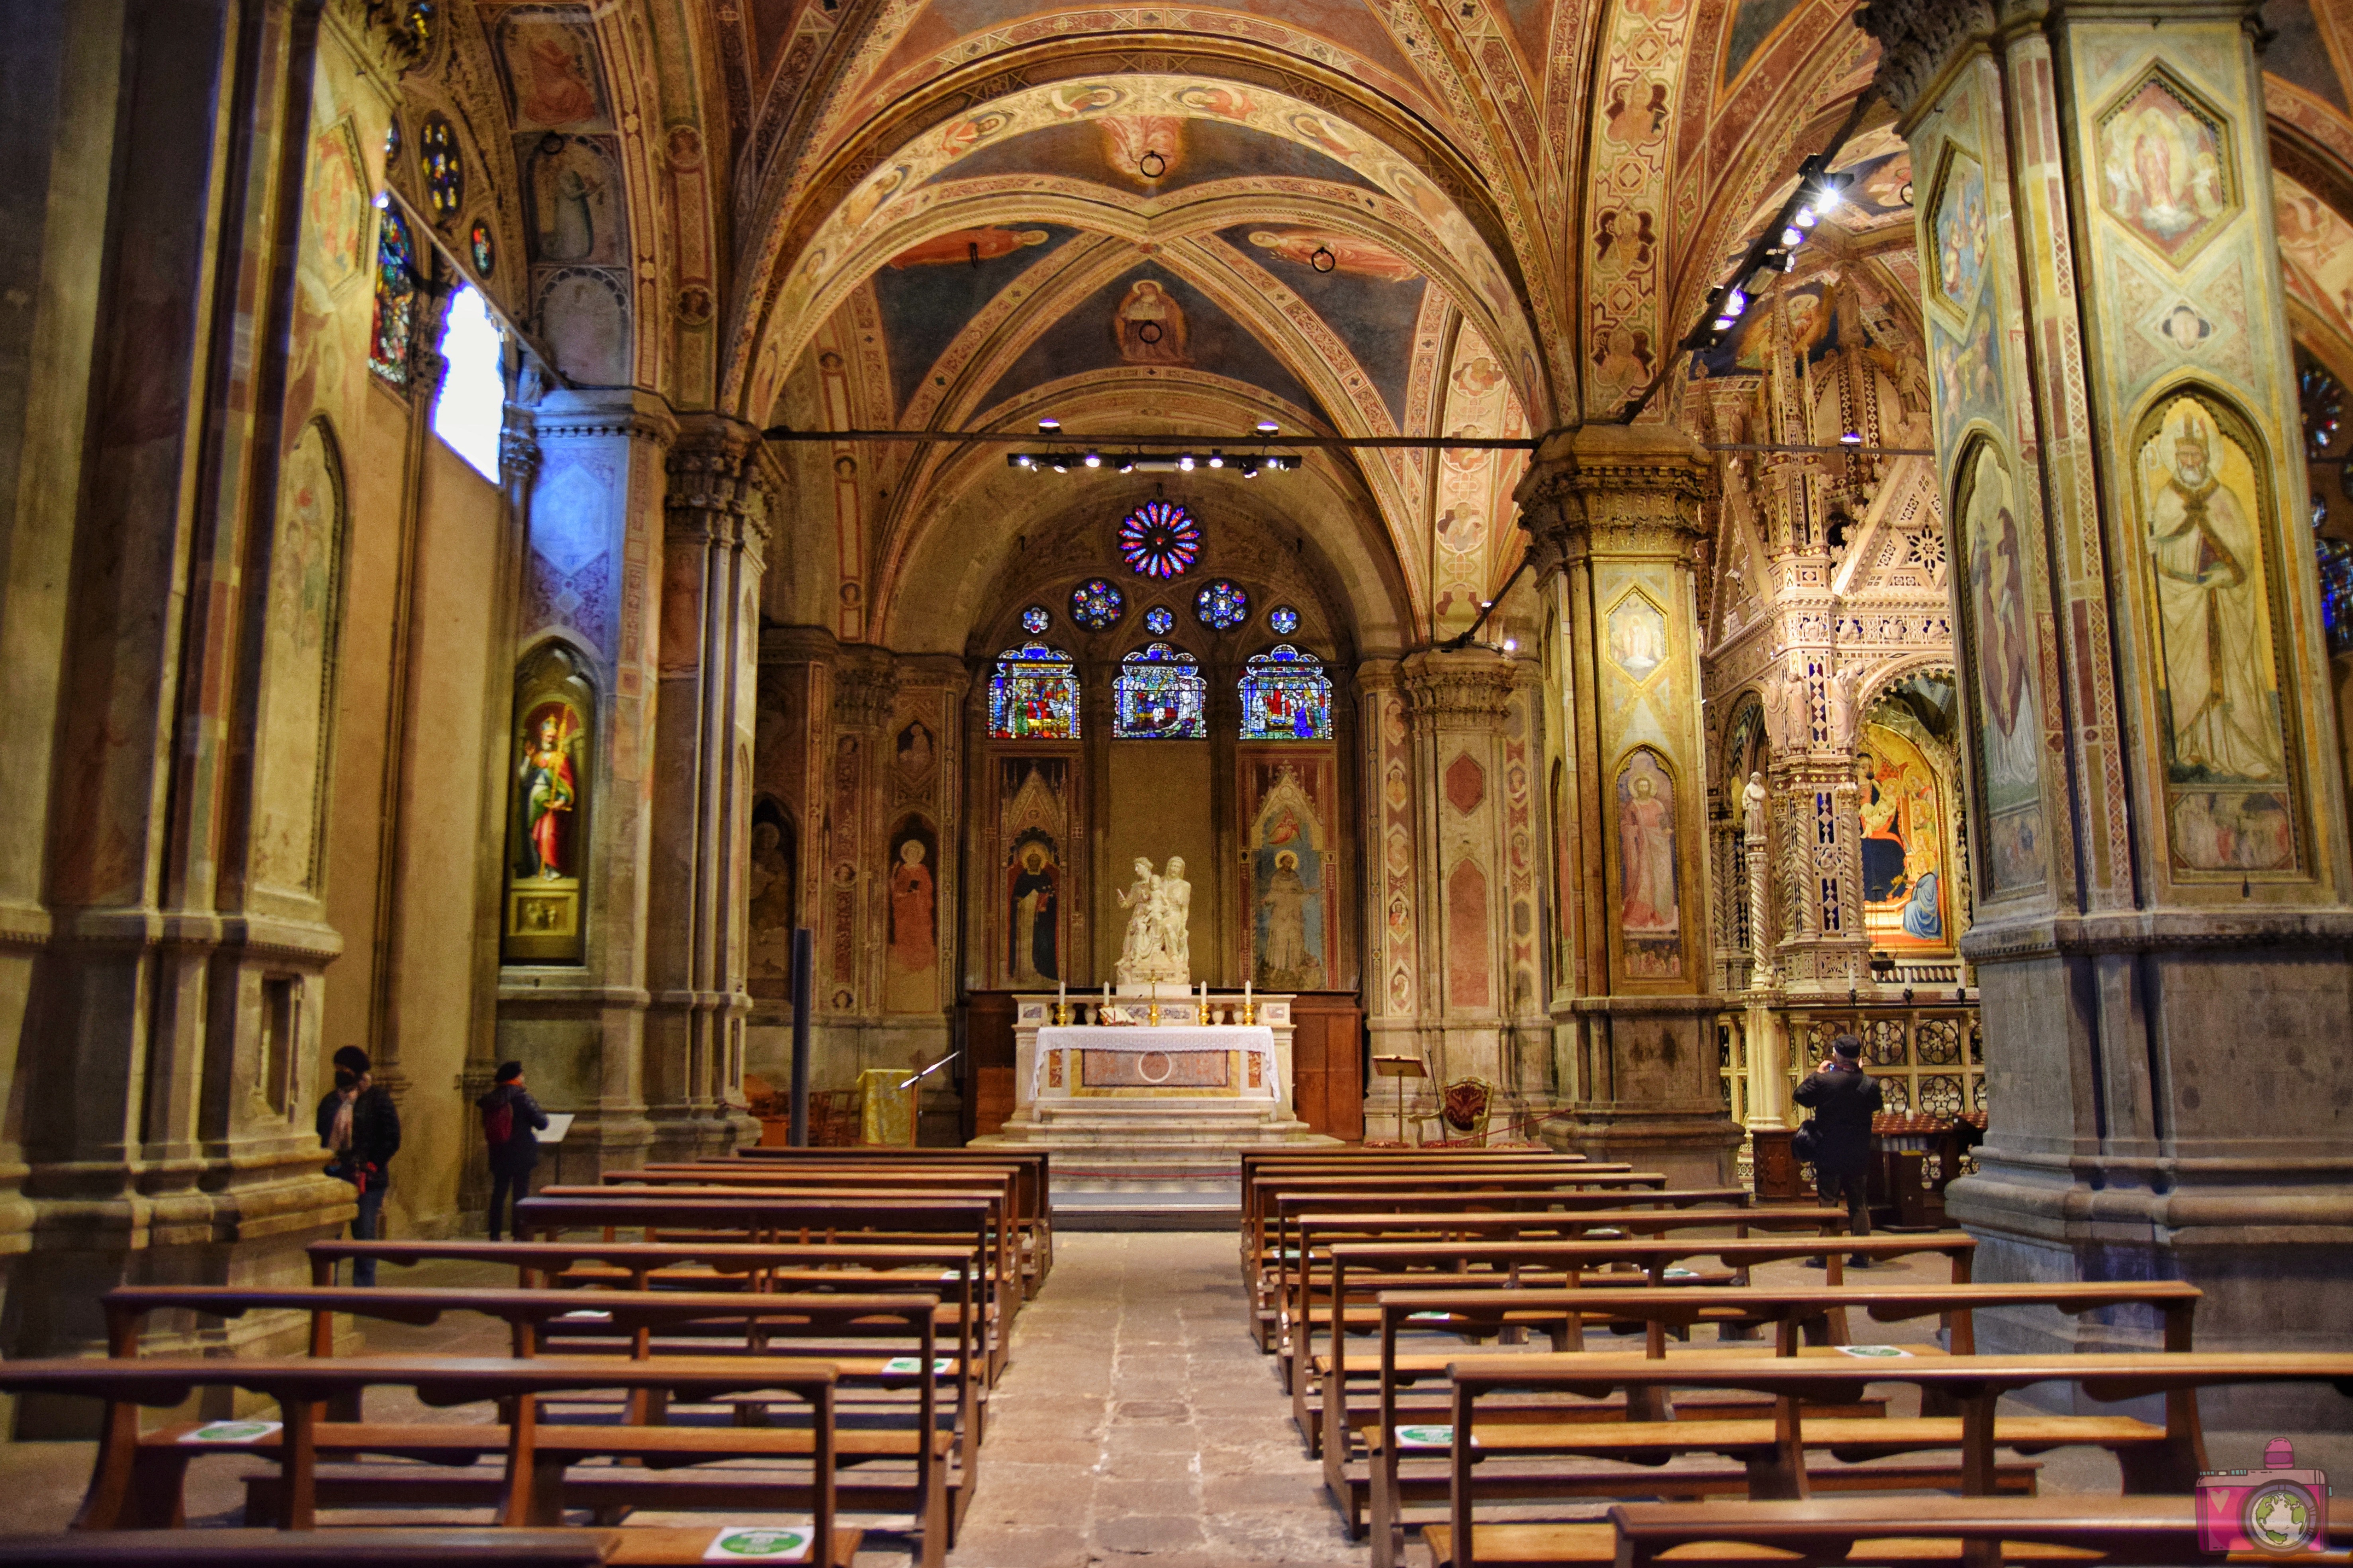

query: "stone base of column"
xmin=646 ymin=1105 xmax=760 ymax=1164
xmin=1950 ymin=1166 xmax=2353 ymax=1429
xmin=534 ymin=1109 xmax=657 ymax=1191
xmin=1552 ymin=996 xmax=1745 ymax=1187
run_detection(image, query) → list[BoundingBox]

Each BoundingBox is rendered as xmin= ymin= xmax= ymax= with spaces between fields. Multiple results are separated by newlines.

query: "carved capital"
xmin=830 ymin=647 xmax=898 ymax=730
xmin=1855 ymin=0 xmax=2000 ymax=118
xmin=665 ymin=419 xmax=764 ymax=546
xmin=499 ymin=424 xmax=540 ymax=487
xmin=1515 ymin=424 xmax=1708 ymax=575
xmin=531 ymin=389 xmax=677 ymax=448
xmin=1399 ymin=647 xmax=1517 ymax=733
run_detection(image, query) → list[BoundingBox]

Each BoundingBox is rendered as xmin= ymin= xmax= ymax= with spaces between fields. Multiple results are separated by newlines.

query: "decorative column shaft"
xmin=1864 ymin=0 xmax=2353 ymax=1403
xmin=642 ymin=414 xmax=771 ymax=1159
xmin=1520 ymin=424 xmax=1743 ymax=1183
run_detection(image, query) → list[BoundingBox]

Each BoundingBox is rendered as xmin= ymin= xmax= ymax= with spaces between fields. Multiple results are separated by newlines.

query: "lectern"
xmin=1370 ymin=1055 xmax=1427 ymax=1145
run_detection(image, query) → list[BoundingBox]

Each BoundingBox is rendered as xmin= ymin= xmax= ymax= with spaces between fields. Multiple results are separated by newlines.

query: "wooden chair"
xmin=1419 ymin=1076 xmax=1496 ymax=1146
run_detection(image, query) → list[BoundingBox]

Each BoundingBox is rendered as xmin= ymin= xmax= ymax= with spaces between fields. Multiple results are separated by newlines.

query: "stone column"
xmin=642 ymin=415 xmax=771 ymax=1161
xmin=1519 ymin=425 xmax=1744 ymax=1183
xmin=1355 ymin=661 xmax=1423 ymax=1120
xmin=1864 ymin=0 xmax=2353 ymax=1406
xmin=1 ymin=0 xmax=357 ymax=1416
xmin=494 ymin=389 xmax=677 ymax=1181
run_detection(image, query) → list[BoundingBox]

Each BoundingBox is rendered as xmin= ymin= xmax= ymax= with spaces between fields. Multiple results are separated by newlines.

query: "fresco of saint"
xmin=1114 ymin=279 xmax=1190 ymax=365
xmin=518 ymin=705 xmax=579 ymax=879
xmin=1008 ymin=839 xmax=1059 ymax=984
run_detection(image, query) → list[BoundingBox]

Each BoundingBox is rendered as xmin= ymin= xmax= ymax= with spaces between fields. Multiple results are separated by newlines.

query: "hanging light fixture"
xmin=1310 ymin=245 xmax=1337 ymax=273
xmin=1138 ymin=149 xmax=1167 ymax=180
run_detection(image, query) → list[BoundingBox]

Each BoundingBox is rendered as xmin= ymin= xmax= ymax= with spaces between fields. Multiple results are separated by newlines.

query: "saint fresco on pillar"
xmin=885 ymin=816 xmax=940 ymax=1012
xmin=1958 ymin=443 xmax=2047 ymax=896
xmin=503 ymin=643 xmax=595 ymax=963
xmin=1614 ymin=749 xmax=1682 ymax=979
xmin=1245 ymin=761 xmax=1333 ymax=991
xmin=2135 ymin=394 xmax=2298 ymax=872
xmin=999 ymin=757 xmax=1070 ymax=986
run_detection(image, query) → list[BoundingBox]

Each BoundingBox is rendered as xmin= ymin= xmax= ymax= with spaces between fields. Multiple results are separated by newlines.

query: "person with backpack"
xmin=316 ymin=1045 xmax=401 ymax=1285
xmin=1792 ymin=1032 xmax=1884 ymax=1265
xmin=477 ymin=1060 xmax=549 ymax=1241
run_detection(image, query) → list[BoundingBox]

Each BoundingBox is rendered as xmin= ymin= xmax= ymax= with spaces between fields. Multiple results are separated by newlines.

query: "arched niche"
xmin=503 ymin=639 xmax=597 ymax=964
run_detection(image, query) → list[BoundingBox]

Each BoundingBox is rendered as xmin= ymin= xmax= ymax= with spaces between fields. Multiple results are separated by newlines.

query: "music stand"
xmin=1370 ymin=1055 xmax=1428 ymax=1145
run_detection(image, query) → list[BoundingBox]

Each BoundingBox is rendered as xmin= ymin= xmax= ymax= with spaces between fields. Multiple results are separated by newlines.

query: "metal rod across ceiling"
xmin=759 ymin=426 xmax=1934 ymax=458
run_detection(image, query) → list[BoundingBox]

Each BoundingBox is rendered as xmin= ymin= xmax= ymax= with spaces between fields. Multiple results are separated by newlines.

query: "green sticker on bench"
xmin=704 ymin=1524 xmax=812 ymax=1561
xmin=181 ymin=1420 xmax=280 ymax=1443
xmin=1663 ymin=1267 xmax=1699 ymax=1279
xmin=1838 ymin=1344 xmax=1913 ymax=1357
xmin=1394 ymin=1424 xmax=1453 ymax=1448
xmin=881 ymin=1356 xmax=956 ymax=1375
xmin=1407 ymin=1311 xmax=1451 ymax=1323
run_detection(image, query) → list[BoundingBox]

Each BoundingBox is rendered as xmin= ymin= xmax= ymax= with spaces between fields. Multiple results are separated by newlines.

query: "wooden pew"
xmin=646 ymin=1159 xmax=1050 ymax=1297
xmin=1256 ymin=1189 xmax=1751 ymax=1355
xmin=0 ymin=1355 xmax=840 ymax=1550
xmin=1430 ymin=1352 xmax=2353 ymax=1568
xmin=1358 ymin=1281 xmax=2199 ymax=1563
xmin=1236 ymin=1155 xmax=1616 ymax=1284
xmin=102 ymin=1283 xmax=961 ymax=1550
xmin=1603 ymin=1495 xmax=2350 ymax=1568
xmin=0 ymin=1525 xmax=857 ymax=1566
xmin=513 ymin=1193 xmax=1008 ymax=1376
xmin=1273 ymin=1204 xmax=1840 ymax=1372
xmin=531 ymin=1185 xmax=1019 ymax=1322
xmin=730 ymin=1147 xmax=1053 ymax=1286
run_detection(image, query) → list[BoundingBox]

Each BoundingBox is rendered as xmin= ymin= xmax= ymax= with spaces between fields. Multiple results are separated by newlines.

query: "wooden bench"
xmin=1601 ymin=1495 xmax=2349 ymax=1568
xmin=690 ymin=1152 xmax=1054 ymax=1292
xmin=1236 ymin=1156 xmax=1623 ymax=1285
xmin=513 ymin=1194 xmax=1007 ymax=1377
xmin=0 ymin=1525 xmax=858 ymax=1566
xmin=1272 ymin=1206 xmax=1857 ymax=1369
xmin=1430 ymin=1351 xmax=2353 ymax=1568
xmin=102 ymin=1281 xmax=964 ymax=1545
xmin=1257 ymin=1191 xmax=1757 ymax=1354
xmin=1356 ymin=1281 xmax=2198 ymax=1564
xmin=0 ymin=1355 xmax=842 ymax=1547
xmin=529 ymin=1186 xmax=1019 ymax=1323
xmin=1244 ymin=1169 xmax=1665 ymax=1286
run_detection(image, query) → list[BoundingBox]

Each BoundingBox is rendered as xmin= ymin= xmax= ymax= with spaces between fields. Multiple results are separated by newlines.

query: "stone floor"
xmin=0 ymin=1231 xmax=2345 ymax=1564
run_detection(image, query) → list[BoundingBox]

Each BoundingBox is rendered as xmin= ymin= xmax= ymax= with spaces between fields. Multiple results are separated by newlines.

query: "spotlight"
xmin=1712 ymin=317 xmax=1735 ymax=332
xmin=1011 ymin=454 xmax=1034 ymax=469
xmin=1724 ymin=288 xmax=1747 ymax=316
xmin=1256 ymin=420 xmax=1279 ymax=434
xmin=1240 ymin=460 xmax=1259 ymax=478
xmin=1837 ymin=432 xmax=1863 ymax=445
xmin=1781 ymin=225 xmax=1804 ymax=248
xmin=1117 ymin=457 xmax=1136 ymax=474
xmin=1037 ymin=417 xmax=1061 ymax=433
xmin=1502 ymin=637 xmax=1518 ymax=652
xmin=1050 ymin=457 xmax=1069 ymax=473
xmin=1795 ymin=207 xmax=1818 ymax=230
xmin=1208 ymin=452 xmax=1224 ymax=469
xmin=1479 ymin=599 xmax=1494 ymax=610
xmin=374 ymin=191 xmax=391 ymax=209
xmin=1178 ymin=453 xmax=1196 ymax=471
xmin=1083 ymin=451 xmax=1101 ymax=467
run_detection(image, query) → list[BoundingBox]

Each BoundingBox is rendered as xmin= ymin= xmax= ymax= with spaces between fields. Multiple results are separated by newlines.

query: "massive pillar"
xmin=642 ymin=415 xmax=771 ymax=1160
xmin=1522 ymin=426 xmax=1744 ymax=1183
xmin=1864 ymin=0 xmax=2353 ymax=1405
xmin=494 ymin=389 xmax=678 ymax=1179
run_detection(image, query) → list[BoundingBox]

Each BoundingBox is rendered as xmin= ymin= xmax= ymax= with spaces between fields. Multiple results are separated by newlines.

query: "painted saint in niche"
xmin=1615 ymin=750 xmax=1681 ymax=978
xmin=886 ymin=821 xmax=938 ymax=1012
xmin=1008 ymin=837 xmax=1059 ymax=985
xmin=896 ymin=721 xmax=935 ymax=782
xmin=1114 ymin=279 xmax=1190 ymax=365
xmin=503 ymin=645 xmax=593 ymax=964
xmin=507 ymin=20 xmax=607 ymax=129
xmin=1260 ymin=851 xmax=1312 ymax=978
xmin=2137 ymin=396 xmax=2296 ymax=873
xmin=1960 ymin=444 xmax=2046 ymax=893
xmin=747 ymin=803 xmax=796 ymax=984
xmin=2144 ymin=408 xmax=2281 ymax=781
xmin=519 ymin=706 xmax=580 ymax=878
xmin=1856 ymin=727 xmax=1948 ymax=948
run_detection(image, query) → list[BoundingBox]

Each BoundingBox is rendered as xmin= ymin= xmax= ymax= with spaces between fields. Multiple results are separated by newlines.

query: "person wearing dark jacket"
xmin=316 ymin=1046 xmax=401 ymax=1285
xmin=477 ymin=1060 xmax=550 ymax=1241
xmin=1792 ymin=1032 xmax=1883 ymax=1264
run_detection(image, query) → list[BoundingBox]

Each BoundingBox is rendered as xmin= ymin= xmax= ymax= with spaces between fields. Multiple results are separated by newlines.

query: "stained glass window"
xmin=2319 ymin=536 xmax=2353 ymax=657
xmin=1114 ymin=643 xmax=1208 ymax=739
xmin=1118 ymin=499 xmax=1202 ymax=578
xmin=420 ymin=113 xmax=462 ymax=225
xmin=2302 ymin=353 xmax=2343 ymax=462
xmin=1240 ymin=645 xmax=1333 ymax=740
xmin=369 ymin=208 xmax=416 ymax=388
xmin=1143 ymin=605 xmax=1174 ymax=635
xmin=1267 ymin=604 xmax=1300 ymax=635
xmin=1020 ymin=605 xmax=1051 ymax=635
xmin=989 ymin=643 xmax=1080 ymax=739
xmin=470 ymin=220 xmax=495 ymax=278
xmin=1195 ymin=579 xmax=1248 ymax=629
xmin=1071 ymin=577 xmax=1124 ymax=631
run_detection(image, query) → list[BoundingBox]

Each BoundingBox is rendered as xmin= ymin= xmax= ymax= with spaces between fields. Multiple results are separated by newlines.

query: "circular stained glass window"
xmin=1118 ymin=499 xmax=1202 ymax=579
xmin=419 ymin=113 xmax=462 ymax=226
xmin=1071 ymin=578 xmax=1125 ymax=631
xmin=1195 ymin=579 xmax=1249 ymax=630
xmin=1020 ymin=605 xmax=1051 ymax=635
xmin=1267 ymin=604 xmax=1300 ymax=635
xmin=1142 ymin=605 xmax=1175 ymax=635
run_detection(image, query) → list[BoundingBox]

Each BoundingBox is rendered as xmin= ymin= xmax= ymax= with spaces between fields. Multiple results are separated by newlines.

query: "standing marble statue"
xmin=1114 ymin=856 xmax=1193 ymax=986
xmin=1742 ymin=771 xmax=1770 ymax=841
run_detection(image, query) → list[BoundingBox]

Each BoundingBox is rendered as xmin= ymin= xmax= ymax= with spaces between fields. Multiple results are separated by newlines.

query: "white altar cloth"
xmin=1032 ymin=1025 xmax=1279 ymax=1100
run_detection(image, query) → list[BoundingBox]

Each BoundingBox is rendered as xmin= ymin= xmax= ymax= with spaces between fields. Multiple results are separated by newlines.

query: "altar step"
xmin=973 ymin=1096 xmax=1339 ymax=1222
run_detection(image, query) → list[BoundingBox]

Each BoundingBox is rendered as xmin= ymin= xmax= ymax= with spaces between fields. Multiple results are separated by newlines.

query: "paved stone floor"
xmin=944 ymin=1230 xmax=1362 ymax=1568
